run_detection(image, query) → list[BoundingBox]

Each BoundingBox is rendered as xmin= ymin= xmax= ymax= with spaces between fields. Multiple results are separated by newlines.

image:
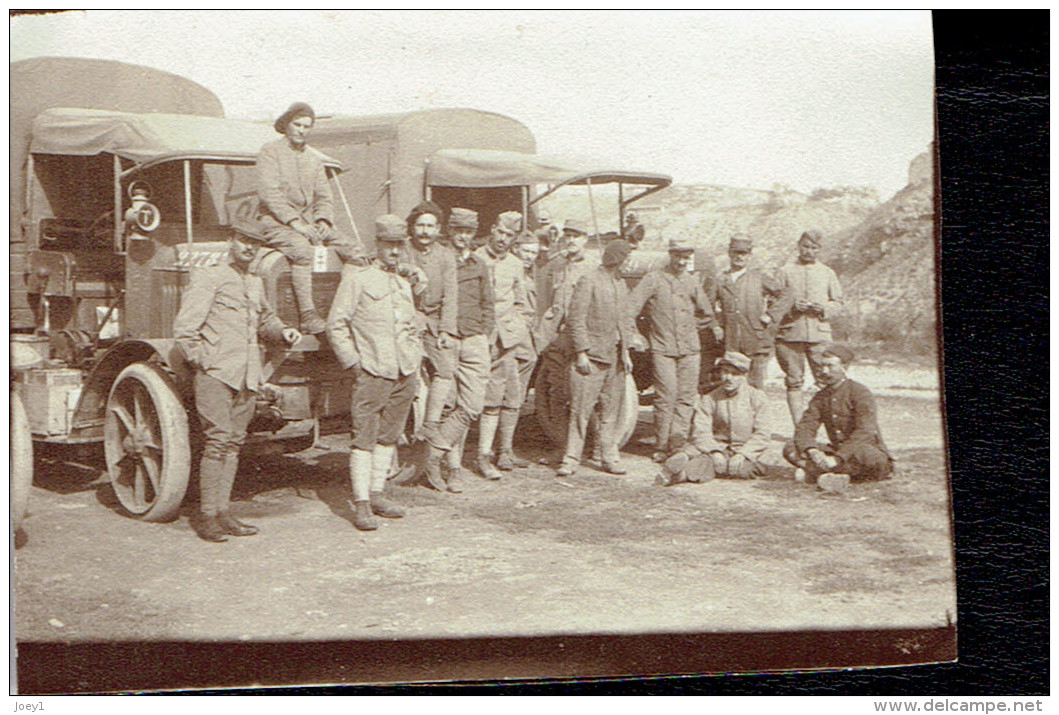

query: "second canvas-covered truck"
xmin=13 ymin=108 xmax=355 ymax=521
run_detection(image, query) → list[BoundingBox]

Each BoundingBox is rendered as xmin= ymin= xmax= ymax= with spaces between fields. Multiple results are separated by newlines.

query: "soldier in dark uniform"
xmin=783 ymin=344 xmax=894 ymax=492
xmin=173 ymin=221 xmax=302 ymax=542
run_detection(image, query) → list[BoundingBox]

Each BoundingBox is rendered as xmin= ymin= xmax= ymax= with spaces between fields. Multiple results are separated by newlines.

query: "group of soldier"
xmin=174 ymin=102 xmax=894 ymax=543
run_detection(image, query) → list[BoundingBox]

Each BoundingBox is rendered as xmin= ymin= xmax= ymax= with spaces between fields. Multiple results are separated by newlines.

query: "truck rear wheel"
xmin=11 ymin=390 xmax=33 ymax=530
xmin=104 ymin=362 xmax=190 ymax=522
xmin=534 ymin=355 xmax=638 ymax=450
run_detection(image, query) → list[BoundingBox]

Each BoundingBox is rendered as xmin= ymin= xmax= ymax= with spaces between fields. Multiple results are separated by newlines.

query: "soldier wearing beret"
xmin=774 ymin=229 xmax=845 ymax=426
xmin=256 ymin=102 xmax=367 ymax=335
xmin=326 ymin=215 xmax=425 ymax=531
xmin=658 ymin=351 xmax=770 ymax=485
xmin=711 ymin=234 xmax=793 ymax=390
xmin=173 ymin=221 xmax=303 ymax=542
xmin=628 ymin=236 xmax=717 ymax=460
xmin=403 ymin=201 xmax=459 ymax=435
xmin=783 ymin=345 xmax=894 ymax=492
xmin=420 ymin=208 xmax=496 ymax=493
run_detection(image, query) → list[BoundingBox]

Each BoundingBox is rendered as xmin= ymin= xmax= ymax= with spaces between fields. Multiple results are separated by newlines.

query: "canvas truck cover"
xmin=30 ymin=108 xmax=342 ymax=169
xmin=10 ymin=57 xmax=225 ymax=329
xmin=426 ymin=148 xmax=673 ymax=193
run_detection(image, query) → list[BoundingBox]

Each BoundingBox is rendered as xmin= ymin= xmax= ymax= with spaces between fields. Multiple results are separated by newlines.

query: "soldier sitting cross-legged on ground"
xmin=173 ymin=220 xmax=303 ymax=542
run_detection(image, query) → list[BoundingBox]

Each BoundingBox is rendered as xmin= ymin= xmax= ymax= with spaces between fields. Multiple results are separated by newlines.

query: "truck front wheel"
xmin=104 ymin=362 xmax=190 ymax=522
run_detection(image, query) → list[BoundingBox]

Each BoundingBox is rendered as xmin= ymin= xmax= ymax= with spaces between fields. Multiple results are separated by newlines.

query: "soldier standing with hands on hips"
xmin=173 ymin=220 xmax=302 ymax=542
xmin=327 ymin=215 xmax=426 ymax=531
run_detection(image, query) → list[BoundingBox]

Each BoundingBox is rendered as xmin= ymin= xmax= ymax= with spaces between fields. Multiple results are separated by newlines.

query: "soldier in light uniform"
xmin=402 ymin=201 xmax=459 ymax=435
xmin=256 ymin=102 xmax=366 ymax=335
xmin=173 ymin=221 xmax=302 ymax=542
xmin=513 ymin=230 xmax=542 ymax=402
xmin=474 ymin=211 xmax=532 ymax=478
xmin=419 ymin=208 xmax=495 ymax=493
xmin=326 ymin=215 xmax=425 ymax=531
xmin=774 ymin=229 xmax=845 ymax=425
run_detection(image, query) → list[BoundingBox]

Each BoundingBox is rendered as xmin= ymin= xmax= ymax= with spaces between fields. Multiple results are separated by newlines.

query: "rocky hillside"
xmin=538 ymin=147 xmax=936 ymax=354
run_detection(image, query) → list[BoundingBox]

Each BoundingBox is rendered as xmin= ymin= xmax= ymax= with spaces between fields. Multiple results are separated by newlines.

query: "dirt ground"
xmin=13 ymin=363 xmax=955 ymax=644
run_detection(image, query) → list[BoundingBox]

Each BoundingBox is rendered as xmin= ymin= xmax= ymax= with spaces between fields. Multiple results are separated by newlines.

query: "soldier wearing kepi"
xmin=403 ymin=200 xmax=459 ymax=436
xmin=629 ymin=237 xmax=716 ymax=461
xmin=420 ymin=208 xmax=495 ymax=493
xmin=783 ymin=344 xmax=894 ymax=492
xmin=712 ymin=233 xmax=793 ymax=390
xmin=327 ymin=215 xmax=424 ymax=531
xmin=256 ymin=102 xmax=366 ymax=335
xmin=658 ymin=351 xmax=770 ymax=485
xmin=557 ymin=240 xmax=637 ymax=478
xmin=774 ymin=229 xmax=844 ymax=425
xmin=173 ymin=220 xmax=302 ymax=542
xmin=474 ymin=211 xmax=532 ymax=478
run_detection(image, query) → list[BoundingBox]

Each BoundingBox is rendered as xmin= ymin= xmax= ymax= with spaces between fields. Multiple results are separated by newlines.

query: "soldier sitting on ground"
xmin=658 ymin=351 xmax=770 ymax=485
xmin=783 ymin=344 xmax=894 ymax=493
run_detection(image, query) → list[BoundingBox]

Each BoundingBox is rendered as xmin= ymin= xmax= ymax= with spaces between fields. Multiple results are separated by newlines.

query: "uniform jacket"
xmin=515 ymin=273 xmax=540 ymax=362
xmin=326 ymin=263 xmax=423 ymax=379
xmin=256 ymin=138 xmax=335 ymax=230
xmin=402 ymin=241 xmax=458 ymax=336
xmin=629 ymin=267 xmax=715 ymax=356
xmin=713 ymin=267 xmax=793 ymax=356
xmin=173 ymin=260 xmax=286 ymax=392
xmin=775 ymin=261 xmax=844 ymax=343
xmin=475 ymin=247 xmax=530 ymax=350
xmin=794 ymin=378 xmax=892 ymax=462
xmin=536 ymin=252 xmax=593 ymax=352
xmin=454 ymin=251 xmax=495 ymax=338
xmin=687 ymin=383 xmax=770 ymax=459
xmin=566 ymin=266 xmax=635 ymax=366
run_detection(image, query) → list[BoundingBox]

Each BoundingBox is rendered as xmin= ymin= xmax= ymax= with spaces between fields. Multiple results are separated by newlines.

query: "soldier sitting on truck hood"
xmin=173 ymin=220 xmax=303 ymax=543
xmin=256 ymin=102 xmax=368 ymax=336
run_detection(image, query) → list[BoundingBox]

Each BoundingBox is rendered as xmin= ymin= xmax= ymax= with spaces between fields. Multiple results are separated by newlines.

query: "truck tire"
xmin=11 ymin=390 xmax=33 ymax=530
xmin=104 ymin=362 xmax=190 ymax=522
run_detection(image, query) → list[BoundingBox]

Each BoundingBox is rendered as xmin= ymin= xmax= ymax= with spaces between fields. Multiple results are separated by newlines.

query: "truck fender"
xmin=70 ymin=339 xmax=191 ymax=439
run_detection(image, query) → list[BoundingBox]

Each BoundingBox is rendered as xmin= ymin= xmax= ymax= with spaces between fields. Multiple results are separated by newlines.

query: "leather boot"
xmin=291 ymin=264 xmax=325 ymax=333
xmin=217 ymin=511 xmax=258 ymax=536
xmin=443 ymin=462 xmax=465 ymax=493
xmin=352 ymin=500 xmax=378 ymax=531
xmin=191 ymin=513 xmax=228 ymax=543
xmin=476 ymin=453 xmax=502 ymax=481
xmin=421 ymin=444 xmax=448 ymax=492
xmin=370 ymin=491 xmax=406 ymax=518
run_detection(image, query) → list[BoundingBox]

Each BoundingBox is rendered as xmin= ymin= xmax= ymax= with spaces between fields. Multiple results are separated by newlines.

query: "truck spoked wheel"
xmin=11 ymin=390 xmax=33 ymax=530
xmin=104 ymin=363 xmax=190 ymax=522
xmin=533 ymin=354 xmax=571 ymax=448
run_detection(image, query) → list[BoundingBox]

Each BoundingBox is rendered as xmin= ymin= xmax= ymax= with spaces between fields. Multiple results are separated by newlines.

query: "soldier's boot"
xmin=786 ymin=389 xmax=806 ymax=428
xmin=442 ymin=462 xmax=465 ymax=493
xmin=421 ymin=444 xmax=448 ymax=492
xmin=350 ymin=448 xmax=377 ymax=531
xmin=476 ymin=411 xmax=502 ymax=478
xmin=370 ymin=444 xmax=405 ymax=518
xmin=193 ymin=455 xmax=228 ymax=542
xmin=217 ymin=451 xmax=257 ymax=536
xmin=496 ymin=407 xmax=529 ymax=470
xmin=291 ymin=264 xmax=326 ymax=334
xmin=476 ymin=453 xmax=503 ymax=481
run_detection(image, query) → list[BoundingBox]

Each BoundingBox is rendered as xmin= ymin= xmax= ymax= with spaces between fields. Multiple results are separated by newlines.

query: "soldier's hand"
xmin=712 ymin=325 xmax=725 ymax=343
xmin=543 ymin=306 xmax=559 ymax=320
xmin=795 ymin=299 xmax=812 ymax=312
xmin=438 ymin=332 xmax=455 ymax=350
xmin=710 ymin=452 xmax=727 ymax=474
xmin=630 ymin=332 xmax=648 ymax=352
xmin=282 ymin=328 xmax=303 ymax=347
xmin=759 ymin=313 xmax=772 ymax=326
xmin=290 ymin=218 xmax=315 ymax=240
xmin=822 ymin=454 xmax=840 ymax=470
xmin=313 ymin=220 xmax=330 ymax=241
xmin=622 ymin=349 xmax=633 ymax=374
xmin=575 ymin=352 xmax=592 ymax=376
xmin=729 ymin=453 xmax=747 ymax=475
xmin=808 ymin=448 xmax=830 ymax=470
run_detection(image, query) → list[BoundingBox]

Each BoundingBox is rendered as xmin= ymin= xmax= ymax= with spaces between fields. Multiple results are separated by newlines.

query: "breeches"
xmin=429 ymin=334 xmax=492 ymax=450
xmin=484 ymin=345 xmax=523 ymax=409
xmin=422 ymin=331 xmax=457 ymax=380
xmin=349 ymin=368 xmax=419 ymax=452
xmin=775 ymin=341 xmax=824 ymax=390
xmin=195 ymin=372 xmax=256 ymax=461
xmin=782 ymin=440 xmax=893 ymax=482
xmin=262 ymin=223 xmax=356 ymax=266
xmin=651 ymin=351 xmax=701 ymax=450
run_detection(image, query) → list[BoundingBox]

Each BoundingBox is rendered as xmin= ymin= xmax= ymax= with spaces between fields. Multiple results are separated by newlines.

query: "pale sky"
xmin=10 ymin=10 xmax=935 ymax=199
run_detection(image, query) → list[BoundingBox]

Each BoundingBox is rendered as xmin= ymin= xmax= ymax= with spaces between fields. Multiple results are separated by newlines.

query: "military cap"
xmin=668 ymin=237 xmax=695 ymax=253
xmin=821 ymin=344 xmax=855 ymax=365
xmin=729 ymin=234 xmax=753 ymax=252
xmin=536 ymin=208 xmax=553 ymax=225
xmin=230 ymin=218 xmax=269 ymax=243
xmin=563 ymin=219 xmax=588 ymax=236
xmin=516 ymin=230 xmax=540 ymax=246
xmin=448 ymin=207 xmax=478 ymax=229
xmin=406 ymin=200 xmax=444 ymax=227
xmin=495 ymin=211 xmax=523 ymax=234
xmin=602 ymin=239 xmax=633 ymax=267
xmin=374 ymin=214 xmax=408 ymax=242
xmin=717 ymin=351 xmax=751 ymax=374
xmin=800 ymin=229 xmax=823 ymax=247
xmin=274 ymin=102 xmax=315 ymax=133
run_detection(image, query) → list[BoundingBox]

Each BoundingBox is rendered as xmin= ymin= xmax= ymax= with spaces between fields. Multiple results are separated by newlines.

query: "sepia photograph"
xmin=9 ymin=10 xmax=953 ymax=692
